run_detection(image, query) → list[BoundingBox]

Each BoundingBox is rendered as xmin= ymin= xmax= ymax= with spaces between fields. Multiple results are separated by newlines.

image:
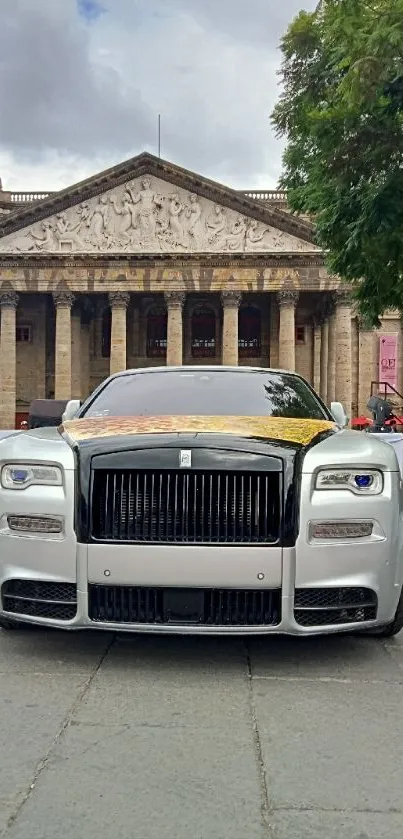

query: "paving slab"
xmin=106 ymin=633 xmax=248 ymax=683
xmin=0 ymin=628 xmax=113 ymax=675
xmin=271 ymin=809 xmax=403 ymax=839
xmin=4 ymin=721 xmax=264 ymax=839
xmin=0 ymin=672 xmax=93 ymax=836
xmin=248 ymin=634 xmax=403 ymax=683
xmin=253 ymin=678 xmax=403 ymax=814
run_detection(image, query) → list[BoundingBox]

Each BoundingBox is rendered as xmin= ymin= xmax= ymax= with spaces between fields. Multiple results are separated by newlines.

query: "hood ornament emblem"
xmin=179 ymin=450 xmax=192 ymax=468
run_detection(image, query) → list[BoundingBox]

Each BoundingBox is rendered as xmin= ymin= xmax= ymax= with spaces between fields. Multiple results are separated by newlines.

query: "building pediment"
xmin=0 ymin=153 xmax=318 ymax=256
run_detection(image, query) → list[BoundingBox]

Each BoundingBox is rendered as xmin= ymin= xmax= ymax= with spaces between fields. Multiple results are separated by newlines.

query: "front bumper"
xmin=0 ymin=538 xmax=401 ymax=636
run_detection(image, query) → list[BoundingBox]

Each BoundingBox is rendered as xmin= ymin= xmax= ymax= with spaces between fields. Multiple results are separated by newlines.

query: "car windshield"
xmin=82 ymin=370 xmax=329 ymax=420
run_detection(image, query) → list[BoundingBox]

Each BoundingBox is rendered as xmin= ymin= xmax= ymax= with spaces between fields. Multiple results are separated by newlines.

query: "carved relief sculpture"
xmin=126 ymin=177 xmax=160 ymax=246
xmin=186 ymin=193 xmax=205 ymax=249
xmin=0 ymin=175 xmax=320 ymax=255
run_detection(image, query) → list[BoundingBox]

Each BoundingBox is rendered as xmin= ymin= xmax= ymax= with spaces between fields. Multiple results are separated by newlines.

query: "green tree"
xmin=271 ymin=0 xmax=403 ymax=323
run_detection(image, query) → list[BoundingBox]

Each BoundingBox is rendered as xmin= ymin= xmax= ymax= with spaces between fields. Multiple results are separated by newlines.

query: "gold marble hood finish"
xmin=61 ymin=416 xmax=336 ymax=446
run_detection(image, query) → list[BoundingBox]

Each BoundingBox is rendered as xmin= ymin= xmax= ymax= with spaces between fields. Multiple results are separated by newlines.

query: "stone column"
xmin=335 ymin=288 xmax=352 ymax=418
xmin=320 ymin=316 xmax=329 ymax=404
xmin=327 ymin=299 xmax=336 ymax=403
xmin=277 ymin=290 xmax=299 ymax=371
xmin=0 ymin=289 xmax=18 ymax=429
xmin=312 ymin=315 xmax=322 ymax=393
xmin=53 ymin=289 xmax=74 ymax=401
xmin=109 ymin=292 xmax=130 ymax=375
xmin=358 ymin=317 xmax=375 ymax=416
xmin=165 ymin=292 xmax=185 ymax=366
xmin=221 ymin=291 xmax=242 ymax=366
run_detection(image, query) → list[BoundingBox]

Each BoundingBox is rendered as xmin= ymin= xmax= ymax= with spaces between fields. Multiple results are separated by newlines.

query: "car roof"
xmin=111 ymin=365 xmax=297 ymax=379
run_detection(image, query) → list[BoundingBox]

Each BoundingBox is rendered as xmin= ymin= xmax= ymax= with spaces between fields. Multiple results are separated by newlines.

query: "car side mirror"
xmin=62 ymin=400 xmax=81 ymax=423
xmin=330 ymin=401 xmax=348 ymax=428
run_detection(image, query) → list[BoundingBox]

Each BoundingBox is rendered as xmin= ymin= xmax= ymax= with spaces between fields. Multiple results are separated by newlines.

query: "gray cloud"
xmin=0 ymin=0 xmax=154 ymax=157
xmin=0 ymin=0 xmax=317 ymax=188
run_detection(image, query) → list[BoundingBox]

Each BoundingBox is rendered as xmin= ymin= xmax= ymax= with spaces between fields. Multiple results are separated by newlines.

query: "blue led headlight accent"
xmin=354 ymin=475 xmax=373 ymax=489
xmin=10 ymin=469 xmax=29 ymax=484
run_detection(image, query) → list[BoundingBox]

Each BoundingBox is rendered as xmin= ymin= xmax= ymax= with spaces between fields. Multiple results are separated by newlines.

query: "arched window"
xmin=101 ymin=308 xmax=111 ymax=358
xmin=191 ymin=306 xmax=216 ymax=357
xmin=238 ymin=305 xmax=261 ymax=358
xmin=146 ymin=306 xmax=167 ymax=357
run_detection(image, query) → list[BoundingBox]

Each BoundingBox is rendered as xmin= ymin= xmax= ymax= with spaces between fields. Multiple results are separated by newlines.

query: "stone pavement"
xmin=0 ymin=628 xmax=402 ymax=839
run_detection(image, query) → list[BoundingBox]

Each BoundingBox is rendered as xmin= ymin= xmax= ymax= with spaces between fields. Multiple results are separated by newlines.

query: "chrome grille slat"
xmin=91 ymin=468 xmax=280 ymax=544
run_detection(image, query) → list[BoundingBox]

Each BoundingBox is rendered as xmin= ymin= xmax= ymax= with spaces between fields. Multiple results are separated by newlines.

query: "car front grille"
xmin=91 ymin=469 xmax=281 ymax=544
xmin=88 ymin=584 xmax=282 ymax=626
xmin=1 ymin=579 xmax=77 ymax=621
xmin=294 ymin=587 xmax=377 ymax=627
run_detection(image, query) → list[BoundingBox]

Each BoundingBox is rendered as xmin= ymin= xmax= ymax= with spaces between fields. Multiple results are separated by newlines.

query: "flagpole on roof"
xmin=158 ymin=114 xmax=161 ymax=158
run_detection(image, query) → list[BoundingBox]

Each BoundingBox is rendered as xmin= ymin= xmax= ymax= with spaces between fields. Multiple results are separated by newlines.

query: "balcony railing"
xmin=240 ymin=190 xmax=287 ymax=202
xmin=2 ymin=188 xmax=287 ymax=206
xmin=10 ymin=191 xmax=54 ymax=203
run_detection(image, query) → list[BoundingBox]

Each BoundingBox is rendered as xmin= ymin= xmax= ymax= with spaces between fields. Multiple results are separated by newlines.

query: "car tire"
xmin=369 ymin=589 xmax=403 ymax=638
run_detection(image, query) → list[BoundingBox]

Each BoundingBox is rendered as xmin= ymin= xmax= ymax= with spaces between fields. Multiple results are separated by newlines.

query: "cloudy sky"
xmin=0 ymin=0 xmax=316 ymax=192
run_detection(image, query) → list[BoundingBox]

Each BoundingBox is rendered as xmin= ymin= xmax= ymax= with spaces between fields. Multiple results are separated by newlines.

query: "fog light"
xmin=7 ymin=515 xmax=63 ymax=534
xmin=310 ymin=521 xmax=373 ymax=540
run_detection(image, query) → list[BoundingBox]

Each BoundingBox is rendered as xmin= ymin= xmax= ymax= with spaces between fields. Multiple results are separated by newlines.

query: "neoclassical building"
xmin=0 ymin=152 xmax=400 ymax=428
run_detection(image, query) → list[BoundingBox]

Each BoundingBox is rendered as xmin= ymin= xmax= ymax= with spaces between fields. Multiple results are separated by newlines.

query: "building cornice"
xmin=0 ymin=251 xmax=325 ymax=270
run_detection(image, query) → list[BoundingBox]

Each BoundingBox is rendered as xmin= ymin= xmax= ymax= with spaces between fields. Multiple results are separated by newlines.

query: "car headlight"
xmin=315 ymin=468 xmax=383 ymax=495
xmin=1 ymin=464 xmax=63 ymax=490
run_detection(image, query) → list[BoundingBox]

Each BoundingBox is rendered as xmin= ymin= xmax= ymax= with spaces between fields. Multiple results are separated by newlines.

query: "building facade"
xmin=0 ymin=152 xmax=400 ymax=428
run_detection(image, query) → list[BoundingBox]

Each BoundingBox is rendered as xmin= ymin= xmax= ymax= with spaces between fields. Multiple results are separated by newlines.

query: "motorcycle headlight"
xmin=1 ymin=464 xmax=63 ymax=490
xmin=315 ymin=468 xmax=383 ymax=495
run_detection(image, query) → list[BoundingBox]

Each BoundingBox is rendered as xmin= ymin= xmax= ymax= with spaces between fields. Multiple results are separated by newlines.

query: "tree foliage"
xmin=271 ymin=0 xmax=403 ymax=323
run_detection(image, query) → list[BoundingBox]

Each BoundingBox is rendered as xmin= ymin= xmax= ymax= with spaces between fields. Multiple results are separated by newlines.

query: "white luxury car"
xmin=0 ymin=366 xmax=402 ymax=637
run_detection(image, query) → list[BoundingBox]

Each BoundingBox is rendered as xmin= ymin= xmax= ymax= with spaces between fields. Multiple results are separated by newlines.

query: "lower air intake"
xmin=1 ymin=579 xmax=77 ymax=621
xmin=88 ymin=585 xmax=281 ymax=627
xmin=294 ymin=587 xmax=377 ymax=627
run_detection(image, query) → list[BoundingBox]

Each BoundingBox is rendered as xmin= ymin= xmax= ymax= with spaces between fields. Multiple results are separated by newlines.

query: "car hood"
xmin=61 ymin=415 xmax=336 ymax=447
xmin=302 ymin=428 xmax=402 ymax=472
xmin=0 ymin=426 xmax=75 ymax=469
xmin=0 ymin=419 xmax=397 ymax=475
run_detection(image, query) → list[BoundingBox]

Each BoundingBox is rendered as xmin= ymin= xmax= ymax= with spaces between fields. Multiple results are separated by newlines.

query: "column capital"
xmin=277 ymin=289 xmax=299 ymax=308
xmin=221 ymin=291 xmax=242 ymax=309
xmin=357 ymin=314 xmax=375 ymax=332
xmin=0 ymin=288 xmax=18 ymax=308
xmin=109 ymin=291 xmax=130 ymax=310
xmin=165 ymin=291 xmax=185 ymax=310
xmin=53 ymin=289 xmax=74 ymax=309
xmin=334 ymin=286 xmax=352 ymax=306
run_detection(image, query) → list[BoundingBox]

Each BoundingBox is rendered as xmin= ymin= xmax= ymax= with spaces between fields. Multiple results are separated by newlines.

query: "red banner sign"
xmin=379 ymin=334 xmax=398 ymax=393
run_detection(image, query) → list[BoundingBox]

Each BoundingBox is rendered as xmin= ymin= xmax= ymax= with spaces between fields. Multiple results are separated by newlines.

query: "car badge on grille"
xmin=179 ymin=449 xmax=192 ymax=468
